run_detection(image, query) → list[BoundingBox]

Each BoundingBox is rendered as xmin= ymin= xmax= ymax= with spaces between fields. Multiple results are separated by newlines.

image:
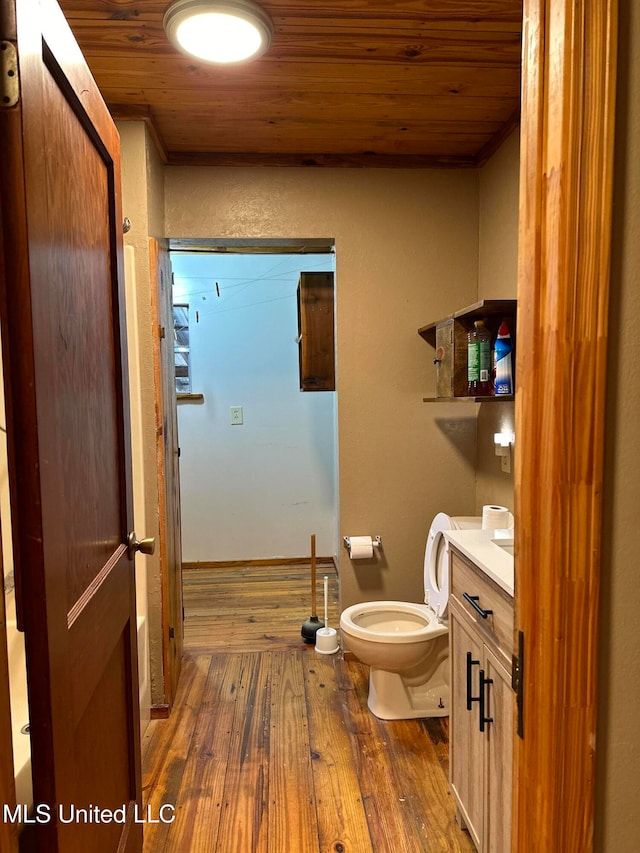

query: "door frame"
xmin=0 ymin=6 xmax=27 ymax=846
xmin=0 ymin=577 xmax=17 ymax=853
xmin=149 ymin=238 xmax=183 ymax=709
xmin=514 ymin=0 xmax=617 ymax=849
xmin=0 ymin=203 xmax=17 ymax=853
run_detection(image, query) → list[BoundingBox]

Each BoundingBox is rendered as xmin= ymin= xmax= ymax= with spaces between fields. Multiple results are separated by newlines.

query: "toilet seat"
xmin=340 ymin=600 xmax=447 ymax=644
xmin=423 ymin=512 xmax=451 ymax=617
xmin=423 ymin=513 xmax=482 ymax=617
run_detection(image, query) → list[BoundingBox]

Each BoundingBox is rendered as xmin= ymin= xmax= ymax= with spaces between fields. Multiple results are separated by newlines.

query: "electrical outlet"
xmin=230 ymin=406 xmax=243 ymax=425
xmin=501 ymin=452 xmax=511 ymax=474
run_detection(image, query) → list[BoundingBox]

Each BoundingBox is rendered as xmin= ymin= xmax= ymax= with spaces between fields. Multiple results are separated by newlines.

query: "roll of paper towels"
xmin=482 ymin=505 xmax=511 ymax=530
xmin=347 ymin=536 xmax=374 ymax=559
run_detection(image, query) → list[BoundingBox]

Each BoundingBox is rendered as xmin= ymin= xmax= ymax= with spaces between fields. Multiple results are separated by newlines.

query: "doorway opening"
xmin=169 ymin=242 xmax=338 ymax=568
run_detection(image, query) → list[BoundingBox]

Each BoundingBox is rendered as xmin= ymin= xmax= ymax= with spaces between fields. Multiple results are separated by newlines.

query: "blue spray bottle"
xmin=494 ymin=321 xmax=513 ymax=395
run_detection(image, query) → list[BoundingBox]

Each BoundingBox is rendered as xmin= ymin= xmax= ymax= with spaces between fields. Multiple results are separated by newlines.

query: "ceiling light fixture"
xmin=163 ymin=0 xmax=274 ymax=64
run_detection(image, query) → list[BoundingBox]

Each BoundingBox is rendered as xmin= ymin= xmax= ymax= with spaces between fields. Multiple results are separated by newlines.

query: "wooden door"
xmin=0 ymin=0 xmax=142 ymax=850
xmin=449 ymin=605 xmax=484 ymax=849
xmin=150 ymin=239 xmax=183 ymax=707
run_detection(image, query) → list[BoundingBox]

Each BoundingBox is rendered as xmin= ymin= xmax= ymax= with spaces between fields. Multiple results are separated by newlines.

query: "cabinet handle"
xmin=463 ymin=592 xmax=494 ymax=619
xmin=479 ymin=669 xmax=494 ymax=732
xmin=466 ymin=651 xmax=480 ymax=710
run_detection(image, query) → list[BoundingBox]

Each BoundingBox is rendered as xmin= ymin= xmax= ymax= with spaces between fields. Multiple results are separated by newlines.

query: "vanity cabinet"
xmin=449 ymin=546 xmax=514 ymax=852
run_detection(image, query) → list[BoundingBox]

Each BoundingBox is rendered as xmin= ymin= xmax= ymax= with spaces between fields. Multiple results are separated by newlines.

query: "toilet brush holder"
xmin=315 ymin=574 xmax=339 ymax=654
xmin=315 ymin=626 xmax=339 ymax=655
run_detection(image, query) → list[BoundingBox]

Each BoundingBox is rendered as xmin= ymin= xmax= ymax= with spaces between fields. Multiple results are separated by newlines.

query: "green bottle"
xmin=467 ymin=320 xmax=492 ymax=396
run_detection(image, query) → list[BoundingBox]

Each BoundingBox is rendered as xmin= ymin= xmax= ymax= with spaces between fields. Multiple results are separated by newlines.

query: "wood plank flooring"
xmin=182 ymin=561 xmax=340 ymax=654
xmin=141 ymin=562 xmax=474 ymax=852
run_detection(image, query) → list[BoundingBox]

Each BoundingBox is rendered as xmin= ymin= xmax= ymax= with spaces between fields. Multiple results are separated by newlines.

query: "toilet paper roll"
xmin=482 ymin=505 xmax=511 ymax=530
xmin=348 ymin=536 xmax=374 ymax=559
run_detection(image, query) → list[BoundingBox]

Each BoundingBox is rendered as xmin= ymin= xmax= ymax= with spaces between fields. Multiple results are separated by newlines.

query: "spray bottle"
xmin=494 ymin=321 xmax=513 ymax=395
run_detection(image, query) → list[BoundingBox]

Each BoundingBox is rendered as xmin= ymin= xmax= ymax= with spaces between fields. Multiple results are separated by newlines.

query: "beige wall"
xmin=475 ymin=130 xmax=519 ymax=514
xmin=146 ymin=130 xmax=166 ymax=239
xmin=118 ymin=121 xmax=166 ymax=706
xmin=164 ymin=167 xmax=479 ymax=607
xmin=478 ymin=130 xmax=520 ymax=299
xmin=596 ymin=1 xmax=640 ymax=847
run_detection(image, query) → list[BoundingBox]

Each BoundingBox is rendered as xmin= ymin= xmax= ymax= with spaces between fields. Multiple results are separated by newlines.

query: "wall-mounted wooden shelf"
xmin=177 ymin=393 xmax=204 ymax=404
xmin=419 ymin=299 xmax=517 ymax=401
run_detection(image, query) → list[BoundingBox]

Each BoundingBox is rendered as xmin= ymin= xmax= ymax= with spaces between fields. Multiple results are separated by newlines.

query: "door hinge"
xmin=159 ymin=325 xmax=166 ymax=339
xmin=1 ymin=41 xmax=19 ymax=108
xmin=512 ymin=629 xmax=524 ymax=739
xmin=169 ymin=625 xmax=175 ymax=639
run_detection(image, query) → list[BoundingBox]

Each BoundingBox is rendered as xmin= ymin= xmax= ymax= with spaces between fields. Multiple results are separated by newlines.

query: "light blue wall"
xmin=172 ymin=252 xmax=337 ymax=562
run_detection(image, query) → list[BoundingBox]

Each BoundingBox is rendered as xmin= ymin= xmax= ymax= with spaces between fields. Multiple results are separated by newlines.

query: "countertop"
xmin=444 ymin=528 xmax=514 ymax=596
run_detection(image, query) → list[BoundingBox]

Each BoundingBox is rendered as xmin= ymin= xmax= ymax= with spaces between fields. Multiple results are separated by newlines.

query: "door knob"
xmin=127 ymin=531 xmax=156 ymax=559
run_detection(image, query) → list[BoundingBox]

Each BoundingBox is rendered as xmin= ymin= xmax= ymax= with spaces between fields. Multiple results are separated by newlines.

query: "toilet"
xmin=339 ymin=513 xmax=481 ymax=720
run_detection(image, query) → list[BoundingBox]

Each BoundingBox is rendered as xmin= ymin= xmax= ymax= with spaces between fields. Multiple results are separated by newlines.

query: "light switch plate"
xmin=230 ymin=406 xmax=243 ymax=425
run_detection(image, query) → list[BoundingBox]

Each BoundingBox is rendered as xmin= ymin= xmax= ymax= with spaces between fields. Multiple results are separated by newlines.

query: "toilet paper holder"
xmin=343 ymin=536 xmax=382 ymax=550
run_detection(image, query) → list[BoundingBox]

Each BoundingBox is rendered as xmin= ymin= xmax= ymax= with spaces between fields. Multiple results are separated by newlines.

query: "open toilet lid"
xmin=424 ymin=513 xmax=482 ymax=616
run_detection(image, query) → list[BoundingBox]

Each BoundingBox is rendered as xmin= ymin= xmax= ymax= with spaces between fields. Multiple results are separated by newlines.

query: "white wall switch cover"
xmin=230 ymin=406 xmax=243 ymax=425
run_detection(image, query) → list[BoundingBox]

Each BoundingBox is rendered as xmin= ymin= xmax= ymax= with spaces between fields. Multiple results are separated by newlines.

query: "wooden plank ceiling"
xmin=58 ymin=0 xmax=523 ymax=167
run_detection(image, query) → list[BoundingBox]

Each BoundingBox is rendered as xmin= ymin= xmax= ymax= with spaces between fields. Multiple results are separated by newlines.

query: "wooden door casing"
xmin=0 ymin=468 xmax=17 ymax=851
xmin=150 ymin=239 xmax=183 ymax=708
xmin=0 ymin=0 xmax=142 ymax=849
xmin=515 ymin=1 xmax=617 ymax=849
xmin=0 ymin=181 xmax=18 ymax=853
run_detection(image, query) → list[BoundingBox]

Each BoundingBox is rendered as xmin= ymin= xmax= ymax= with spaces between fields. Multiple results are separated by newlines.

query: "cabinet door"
xmin=450 ymin=605 xmax=484 ymax=848
xmin=483 ymin=648 xmax=513 ymax=853
xmin=297 ymin=272 xmax=335 ymax=390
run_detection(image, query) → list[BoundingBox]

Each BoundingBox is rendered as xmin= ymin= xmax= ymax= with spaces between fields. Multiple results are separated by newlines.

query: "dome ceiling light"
xmin=163 ymin=0 xmax=274 ymax=64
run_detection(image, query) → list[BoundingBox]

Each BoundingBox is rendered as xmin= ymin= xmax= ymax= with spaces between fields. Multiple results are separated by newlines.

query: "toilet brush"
xmin=301 ymin=534 xmax=325 ymax=643
xmin=315 ymin=575 xmax=339 ymax=654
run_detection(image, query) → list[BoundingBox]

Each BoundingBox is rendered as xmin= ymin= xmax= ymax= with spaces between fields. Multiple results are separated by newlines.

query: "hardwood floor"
xmin=141 ymin=562 xmax=474 ymax=852
xmin=182 ymin=561 xmax=340 ymax=654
